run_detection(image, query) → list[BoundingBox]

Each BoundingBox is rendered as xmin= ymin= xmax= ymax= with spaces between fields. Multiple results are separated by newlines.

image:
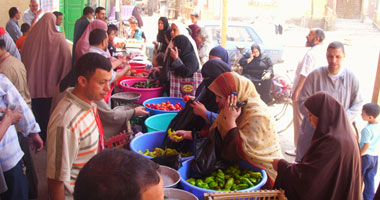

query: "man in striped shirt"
xmin=0 ymin=74 xmax=42 ymax=200
xmin=47 ymin=53 xmax=112 ymax=200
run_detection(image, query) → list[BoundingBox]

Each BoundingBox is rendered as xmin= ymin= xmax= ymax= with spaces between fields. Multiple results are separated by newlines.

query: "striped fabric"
xmin=169 ymin=71 xmax=203 ymax=97
xmin=47 ymin=88 xmax=100 ymax=198
xmin=0 ymin=74 xmax=40 ymax=172
xmin=40 ymin=0 xmax=54 ymax=12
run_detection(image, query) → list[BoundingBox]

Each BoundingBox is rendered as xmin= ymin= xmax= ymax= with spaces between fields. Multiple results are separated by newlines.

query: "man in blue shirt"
xmin=0 ymin=75 xmax=43 ymax=200
xmin=6 ymin=7 xmax=22 ymax=42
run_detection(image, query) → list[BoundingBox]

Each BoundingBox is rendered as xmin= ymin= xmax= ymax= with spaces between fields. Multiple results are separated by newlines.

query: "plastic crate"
xmin=204 ymin=189 xmax=287 ymax=200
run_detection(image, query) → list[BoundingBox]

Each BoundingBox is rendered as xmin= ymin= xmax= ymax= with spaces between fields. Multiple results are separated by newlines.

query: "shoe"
xmin=285 ymin=149 xmax=296 ymax=156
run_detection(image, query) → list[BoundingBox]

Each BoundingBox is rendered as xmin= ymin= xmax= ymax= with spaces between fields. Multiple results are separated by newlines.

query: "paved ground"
xmin=30 ymin=17 xmax=380 ymax=199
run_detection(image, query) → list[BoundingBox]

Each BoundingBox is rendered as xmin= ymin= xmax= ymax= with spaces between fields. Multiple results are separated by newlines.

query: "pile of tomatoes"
xmin=145 ymin=101 xmax=183 ymax=111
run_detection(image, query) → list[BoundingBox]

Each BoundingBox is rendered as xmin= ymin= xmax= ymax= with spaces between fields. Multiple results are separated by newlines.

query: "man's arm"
xmin=360 ymin=143 xmax=370 ymax=156
xmin=48 ymin=178 xmax=65 ymax=200
xmin=292 ymin=75 xmax=306 ymax=102
xmin=346 ymin=75 xmax=363 ymax=122
xmin=30 ymin=10 xmax=43 ymax=28
xmin=0 ymin=108 xmax=21 ymax=140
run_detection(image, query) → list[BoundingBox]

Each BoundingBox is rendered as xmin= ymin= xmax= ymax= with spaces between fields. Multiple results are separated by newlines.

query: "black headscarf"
xmin=251 ymin=44 xmax=261 ymax=55
xmin=209 ymin=46 xmax=231 ymax=69
xmin=196 ymin=59 xmax=231 ymax=113
xmin=274 ymin=91 xmax=361 ymax=200
xmin=170 ymin=35 xmax=199 ymax=77
xmin=156 ymin=17 xmax=171 ymax=53
xmin=201 ymin=59 xmax=231 ymax=86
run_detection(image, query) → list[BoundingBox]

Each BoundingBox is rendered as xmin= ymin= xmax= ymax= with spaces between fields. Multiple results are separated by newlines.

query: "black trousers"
xmin=31 ymin=98 xmax=52 ymax=142
xmin=252 ymin=79 xmax=273 ymax=104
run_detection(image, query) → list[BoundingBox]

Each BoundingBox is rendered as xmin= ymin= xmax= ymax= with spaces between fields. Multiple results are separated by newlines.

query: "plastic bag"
xmin=151 ymin=154 xmax=182 ymax=170
xmin=190 ymin=129 xmax=230 ymax=176
xmin=160 ymin=100 xmax=205 ymax=152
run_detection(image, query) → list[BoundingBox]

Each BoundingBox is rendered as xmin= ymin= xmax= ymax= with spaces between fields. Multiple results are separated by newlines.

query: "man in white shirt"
xmin=22 ymin=0 xmax=43 ymax=26
xmin=286 ymin=29 xmax=327 ymax=156
xmin=295 ymin=41 xmax=362 ymax=162
xmin=53 ymin=11 xmax=63 ymax=32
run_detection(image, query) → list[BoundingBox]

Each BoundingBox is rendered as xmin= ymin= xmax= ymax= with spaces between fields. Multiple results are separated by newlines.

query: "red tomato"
xmin=169 ymin=105 xmax=175 ymax=110
xmin=150 ymin=103 xmax=155 ymax=107
xmin=183 ymin=95 xmax=190 ymax=102
xmin=166 ymin=101 xmax=171 ymax=105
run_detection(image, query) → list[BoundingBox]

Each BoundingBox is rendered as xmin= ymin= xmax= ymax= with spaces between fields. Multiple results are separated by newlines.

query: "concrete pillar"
xmin=221 ymin=0 xmax=228 ymax=48
xmin=372 ymin=52 xmax=380 ymax=104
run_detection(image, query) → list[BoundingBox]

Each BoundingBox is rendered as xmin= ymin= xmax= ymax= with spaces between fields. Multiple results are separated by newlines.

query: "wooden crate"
xmin=204 ymin=189 xmax=287 ymax=200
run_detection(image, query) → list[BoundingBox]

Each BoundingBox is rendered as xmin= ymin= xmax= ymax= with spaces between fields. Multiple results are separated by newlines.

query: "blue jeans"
xmin=0 ymin=160 xmax=29 ymax=200
xmin=362 ymin=155 xmax=378 ymax=200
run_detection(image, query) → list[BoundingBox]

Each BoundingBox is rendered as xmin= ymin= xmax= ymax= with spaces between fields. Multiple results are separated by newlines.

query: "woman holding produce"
xmin=272 ymin=92 xmax=361 ymax=200
xmin=170 ymin=72 xmax=282 ymax=188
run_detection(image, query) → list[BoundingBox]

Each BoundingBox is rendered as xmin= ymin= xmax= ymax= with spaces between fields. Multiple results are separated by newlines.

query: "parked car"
xmin=203 ymin=23 xmax=284 ymax=65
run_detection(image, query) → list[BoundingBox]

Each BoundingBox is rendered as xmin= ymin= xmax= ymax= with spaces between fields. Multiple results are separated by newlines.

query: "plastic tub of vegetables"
xmin=177 ymin=159 xmax=267 ymax=200
xmin=119 ymin=78 xmax=163 ymax=104
xmin=129 ymin=130 xmax=193 ymax=161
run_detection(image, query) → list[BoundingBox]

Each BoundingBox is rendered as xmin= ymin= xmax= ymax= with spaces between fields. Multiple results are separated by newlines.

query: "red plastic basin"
xmin=119 ymin=78 xmax=163 ymax=104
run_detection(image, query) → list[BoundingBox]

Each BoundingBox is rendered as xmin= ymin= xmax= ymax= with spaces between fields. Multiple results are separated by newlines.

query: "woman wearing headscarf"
xmin=196 ymin=27 xmax=213 ymax=65
xmin=169 ymin=21 xmax=200 ymax=65
xmin=209 ymin=46 xmax=231 ymax=68
xmin=75 ymin=19 xmax=107 ymax=63
xmin=21 ymin=13 xmax=71 ymax=142
xmin=153 ymin=17 xmax=171 ymax=53
xmin=192 ymin=59 xmax=231 ymax=124
xmin=171 ymin=72 xmax=282 ymax=187
xmin=273 ymin=91 xmax=361 ymax=200
xmin=155 ymin=21 xmax=202 ymax=95
xmin=239 ymin=44 xmax=273 ymax=104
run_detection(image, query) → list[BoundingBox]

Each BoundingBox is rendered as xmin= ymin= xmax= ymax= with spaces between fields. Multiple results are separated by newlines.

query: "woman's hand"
xmin=272 ymin=159 xmax=280 ymax=171
xmin=169 ymin=46 xmax=179 ymax=60
xmin=134 ymin=106 xmax=149 ymax=116
xmin=169 ymin=130 xmax=192 ymax=142
xmin=190 ymin=101 xmax=207 ymax=121
xmin=223 ymin=94 xmax=241 ymax=130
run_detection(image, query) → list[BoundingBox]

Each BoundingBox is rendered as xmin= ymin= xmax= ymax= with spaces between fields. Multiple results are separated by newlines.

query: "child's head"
xmin=362 ymin=103 xmax=380 ymax=121
xmin=129 ymin=16 xmax=138 ymax=31
xmin=107 ymin=24 xmax=118 ymax=42
xmin=154 ymin=52 xmax=164 ymax=67
xmin=21 ymin=23 xmax=30 ymax=36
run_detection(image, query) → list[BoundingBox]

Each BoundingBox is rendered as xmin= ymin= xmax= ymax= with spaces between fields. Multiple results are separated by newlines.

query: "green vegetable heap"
xmin=138 ymin=147 xmax=193 ymax=158
xmin=122 ymin=79 xmax=160 ymax=88
xmin=186 ymin=164 xmax=262 ymax=191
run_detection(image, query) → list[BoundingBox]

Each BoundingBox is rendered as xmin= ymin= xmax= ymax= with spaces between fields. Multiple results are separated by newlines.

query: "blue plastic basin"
xmin=145 ymin=113 xmax=177 ymax=132
xmin=178 ymin=159 xmax=268 ymax=200
xmin=130 ymin=130 xmax=193 ymax=161
xmin=143 ymin=97 xmax=185 ymax=116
